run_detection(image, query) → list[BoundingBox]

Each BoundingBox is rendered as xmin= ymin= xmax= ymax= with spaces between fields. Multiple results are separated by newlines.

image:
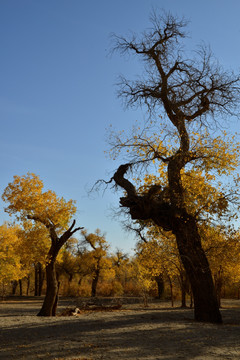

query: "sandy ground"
xmin=0 ymin=297 xmax=240 ymax=360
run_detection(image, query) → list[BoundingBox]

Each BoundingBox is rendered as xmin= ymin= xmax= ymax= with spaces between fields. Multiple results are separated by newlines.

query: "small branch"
xmin=59 ymin=220 xmax=84 ymax=248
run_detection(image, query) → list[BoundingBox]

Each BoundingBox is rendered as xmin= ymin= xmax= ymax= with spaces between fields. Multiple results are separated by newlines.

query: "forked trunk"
xmin=172 ymin=215 xmax=222 ymax=323
xmin=37 ymin=261 xmax=58 ymax=316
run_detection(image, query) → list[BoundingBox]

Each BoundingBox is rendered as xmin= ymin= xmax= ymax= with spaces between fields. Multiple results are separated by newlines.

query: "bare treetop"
xmin=112 ymin=11 xmax=240 ymax=123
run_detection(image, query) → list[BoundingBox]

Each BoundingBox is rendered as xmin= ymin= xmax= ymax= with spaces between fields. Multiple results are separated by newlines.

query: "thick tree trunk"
xmin=37 ymin=261 xmax=58 ymax=316
xmin=113 ymin=163 xmax=222 ymax=323
xmin=167 ymin=153 xmax=222 ymax=322
xmin=154 ymin=274 xmax=164 ymax=299
xmin=172 ymin=215 xmax=222 ymax=323
xmin=91 ymin=269 xmax=100 ymax=297
xmin=11 ymin=280 xmax=18 ymax=295
xmin=52 ymin=281 xmax=60 ymax=316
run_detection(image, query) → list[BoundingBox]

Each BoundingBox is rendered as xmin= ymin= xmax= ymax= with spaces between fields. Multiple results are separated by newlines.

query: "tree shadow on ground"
xmin=0 ymin=299 xmax=240 ymax=359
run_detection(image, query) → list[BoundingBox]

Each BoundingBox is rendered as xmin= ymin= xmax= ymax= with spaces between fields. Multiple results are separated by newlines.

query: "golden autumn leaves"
xmin=0 ymin=174 xmax=77 ymax=290
xmin=108 ymin=122 xmax=240 ymax=223
xmin=2 ymin=173 xmax=77 ymax=232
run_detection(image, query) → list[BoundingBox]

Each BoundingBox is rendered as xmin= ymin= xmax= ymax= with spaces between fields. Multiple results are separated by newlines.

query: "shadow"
xmin=0 ymin=299 xmax=240 ymax=359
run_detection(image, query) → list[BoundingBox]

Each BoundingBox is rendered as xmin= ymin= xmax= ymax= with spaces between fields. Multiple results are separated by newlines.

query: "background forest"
xmin=1 ymin=172 xmax=240 ymax=309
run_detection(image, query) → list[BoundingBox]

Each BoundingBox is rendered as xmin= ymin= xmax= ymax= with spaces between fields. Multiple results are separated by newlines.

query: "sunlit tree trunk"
xmin=38 ymin=260 xmax=57 ymax=316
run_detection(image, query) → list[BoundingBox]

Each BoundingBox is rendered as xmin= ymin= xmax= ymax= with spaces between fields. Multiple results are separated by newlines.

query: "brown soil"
xmin=0 ymin=297 xmax=240 ymax=359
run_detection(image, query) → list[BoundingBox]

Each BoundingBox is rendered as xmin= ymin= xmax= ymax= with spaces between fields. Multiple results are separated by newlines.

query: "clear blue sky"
xmin=0 ymin=0 xmax=240 ymax=254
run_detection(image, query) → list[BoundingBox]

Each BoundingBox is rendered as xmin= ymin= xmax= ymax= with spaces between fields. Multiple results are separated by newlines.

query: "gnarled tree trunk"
xmin=113 ymin=163 xmax=222 ymax=323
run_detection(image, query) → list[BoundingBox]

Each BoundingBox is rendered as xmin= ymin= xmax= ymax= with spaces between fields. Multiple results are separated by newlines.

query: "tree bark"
xmin=91 ymin=268 xmax=100 ymax=297
xmin=172 ymin=215 xmax=222 ymax=322
xmin=154 ymin=274 xmax=164 ymax=299
xmin=37 ymin=261 xmax=58 ymax=316
xmin=52 ymin=281 xmax=60 ymax=316
xmin=178 ymin=269 xmax=189 ymax=308
xmin=11 ymin=280 xmax=18 ymax=295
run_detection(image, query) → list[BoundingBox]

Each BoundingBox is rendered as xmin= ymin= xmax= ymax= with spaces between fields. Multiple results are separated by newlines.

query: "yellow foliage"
xmin=2 ymin=173 xmax=77 ymax=233
xmin=17 ymin=221 xmax=50 ymax=267
xmin=0 ymin=223 xmax=25 ymax=284
xmin=108 ymin=121 xmax=240 ymax=222
xmin=136 ymin=228 xmax=181 ymax=283
xmin=201 ymin=226 xmax=240 ymax=285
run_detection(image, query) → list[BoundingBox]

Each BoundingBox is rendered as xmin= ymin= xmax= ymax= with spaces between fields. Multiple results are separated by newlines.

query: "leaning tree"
xmin=2 ymin=173 xmax=83 ymax=316
xmin=107 ymin=12 xmax=240 ymax=323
